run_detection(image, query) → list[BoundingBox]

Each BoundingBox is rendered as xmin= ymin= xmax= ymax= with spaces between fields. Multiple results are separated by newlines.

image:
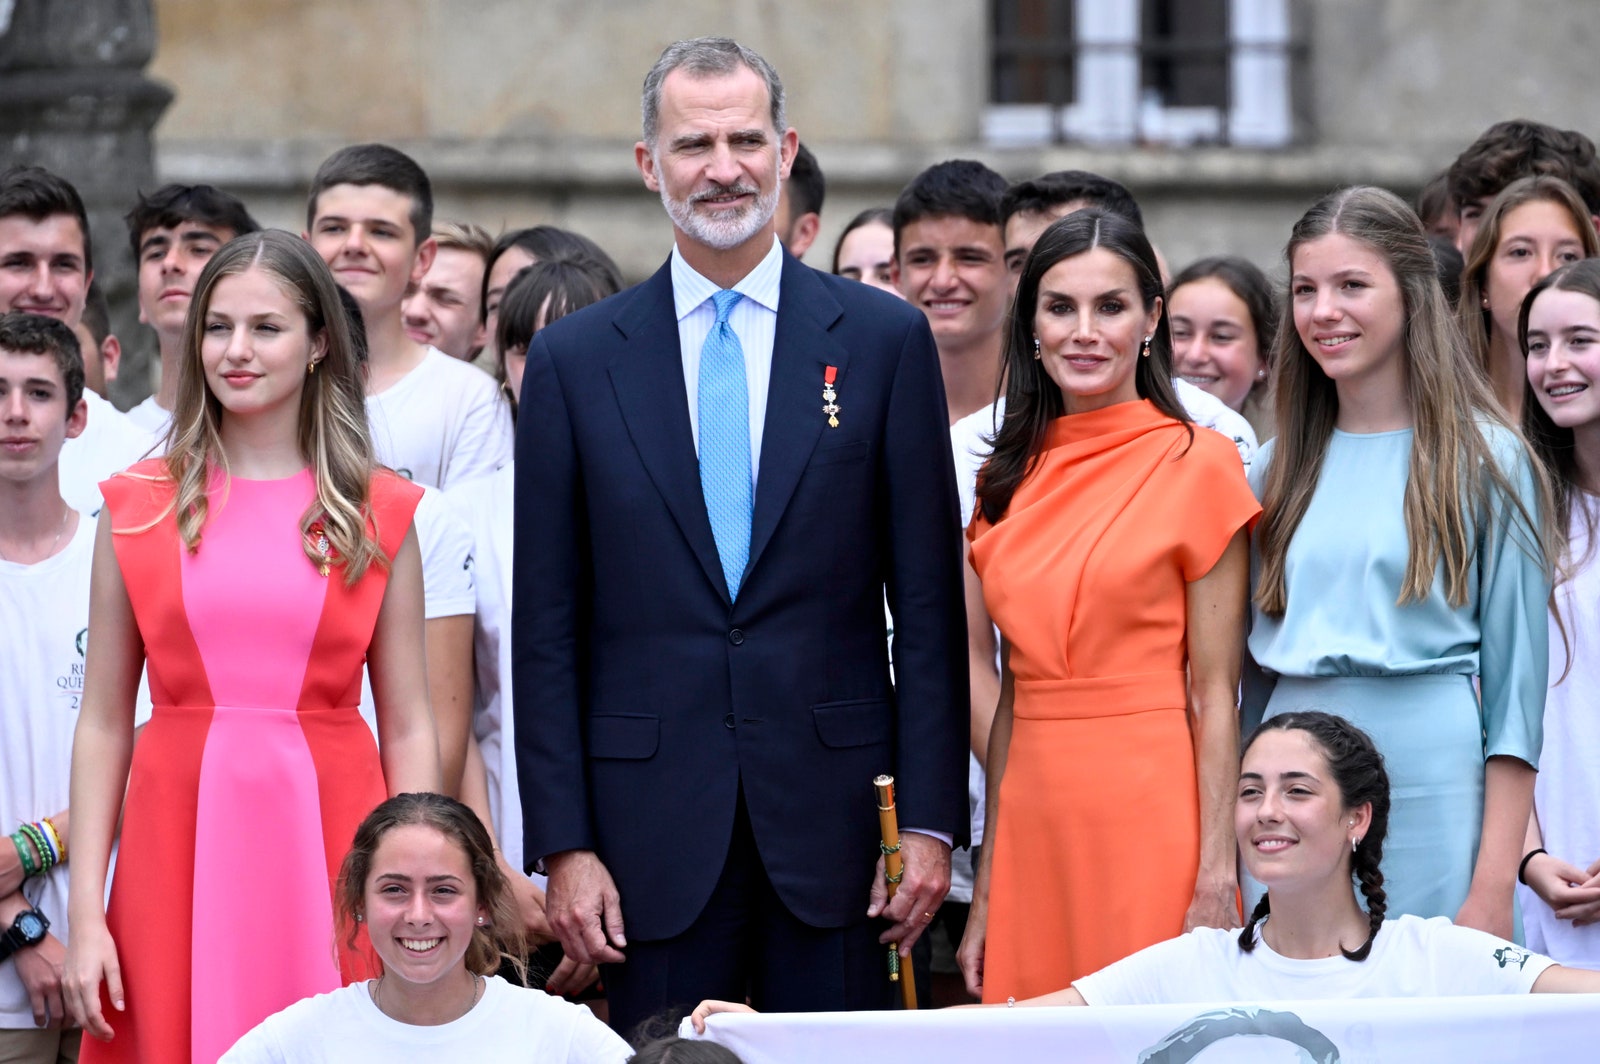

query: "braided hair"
xmin=1237 ymin=711 xmax=1391 ymax=961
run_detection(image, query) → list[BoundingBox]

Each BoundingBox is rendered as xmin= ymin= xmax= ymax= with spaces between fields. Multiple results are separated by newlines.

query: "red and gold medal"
xmin=823 ymin=365 xmax=840 ymax=428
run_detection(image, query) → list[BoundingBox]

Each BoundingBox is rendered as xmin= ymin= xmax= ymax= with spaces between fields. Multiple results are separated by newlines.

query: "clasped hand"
xmin=1523 ymin=853 xmax=1600 ymax=927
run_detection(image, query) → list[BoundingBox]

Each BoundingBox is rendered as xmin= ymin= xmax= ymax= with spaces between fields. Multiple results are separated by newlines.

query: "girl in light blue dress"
xmin=1245 ymin=186 xmax=1556 ymax=941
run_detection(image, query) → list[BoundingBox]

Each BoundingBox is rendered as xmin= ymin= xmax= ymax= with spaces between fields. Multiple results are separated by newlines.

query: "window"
xmin=986 ymin=0 xmax=1299 ymax=148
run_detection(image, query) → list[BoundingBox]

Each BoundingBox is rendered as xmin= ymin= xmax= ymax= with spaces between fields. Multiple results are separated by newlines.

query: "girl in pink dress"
xmin=63 ymin=230 xmax=442 ymax=1062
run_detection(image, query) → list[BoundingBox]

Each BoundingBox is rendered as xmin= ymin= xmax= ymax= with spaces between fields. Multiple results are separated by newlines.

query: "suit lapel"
xmin=748 ymin=258 xmax=850 ymax=578
xmin=608 ymin=262 xmax=730 ymax=603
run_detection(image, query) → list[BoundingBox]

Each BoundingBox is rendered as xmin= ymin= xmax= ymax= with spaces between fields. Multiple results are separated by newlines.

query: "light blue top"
xmin=1246 ymin=425 xmax=1549 ymax=766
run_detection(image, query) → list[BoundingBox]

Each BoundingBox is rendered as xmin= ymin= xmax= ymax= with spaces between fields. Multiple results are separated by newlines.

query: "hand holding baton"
xmin=874 ymin=774 xmax=918 ymax=1010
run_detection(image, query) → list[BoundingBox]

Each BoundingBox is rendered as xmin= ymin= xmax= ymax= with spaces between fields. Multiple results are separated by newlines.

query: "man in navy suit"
xmin=512 ymin=37 xmax=968 ymax=1034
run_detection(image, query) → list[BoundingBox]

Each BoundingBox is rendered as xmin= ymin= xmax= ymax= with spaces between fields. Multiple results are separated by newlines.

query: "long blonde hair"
xmin=155 ymin=230 xmax=384 ymax=583
xmin=1459 ymin=175 xmax=1600 ymax=381
xmin=1257 ymin=186 xmax=1554 ymax=615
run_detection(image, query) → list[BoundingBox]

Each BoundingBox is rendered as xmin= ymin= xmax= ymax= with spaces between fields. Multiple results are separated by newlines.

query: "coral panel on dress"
xmin=84 ymin=461 xmax=420 ymax=1064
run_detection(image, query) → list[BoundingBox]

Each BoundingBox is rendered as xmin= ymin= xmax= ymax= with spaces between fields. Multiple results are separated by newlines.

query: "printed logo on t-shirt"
xmin=56 ymin=629 xmax=87 ymax=710
xmin=1493 ymin=945 xmax=1532 ymax=970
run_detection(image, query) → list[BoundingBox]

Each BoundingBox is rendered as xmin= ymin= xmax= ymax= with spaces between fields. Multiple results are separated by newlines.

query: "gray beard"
xmin=661 ymin=180 xmax=780 ymax=252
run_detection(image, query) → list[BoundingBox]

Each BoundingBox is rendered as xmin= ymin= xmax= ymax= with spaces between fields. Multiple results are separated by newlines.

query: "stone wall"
xmin=112 ymin=0 xmax=1600 ymax=401
xmin=1 ymin=0 xmax=170 ymax=409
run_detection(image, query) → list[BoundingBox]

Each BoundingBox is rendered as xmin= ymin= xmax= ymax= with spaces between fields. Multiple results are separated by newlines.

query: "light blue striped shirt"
xmin=671 ymin=237 xmax=784 ymax=482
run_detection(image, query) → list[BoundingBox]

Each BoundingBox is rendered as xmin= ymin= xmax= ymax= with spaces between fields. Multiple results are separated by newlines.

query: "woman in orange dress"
xmin=957 ymin=210 xmax=1260 ymax=1004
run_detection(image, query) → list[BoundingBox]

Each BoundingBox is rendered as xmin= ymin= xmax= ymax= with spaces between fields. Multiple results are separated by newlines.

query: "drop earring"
xmin=1140 ymin=334 xmax=1152 ymax=358
xmin=1032 ymin=338 xmax=1041 ymax=360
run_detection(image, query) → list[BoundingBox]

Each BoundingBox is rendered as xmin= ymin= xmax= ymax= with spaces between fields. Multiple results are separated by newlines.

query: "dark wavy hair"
xmin=1520 ymin=257 xmax=1600 ymax=581
xmin=483 ymin=226 xmax=624 ymax=325
xmin=1170 ymin=256 xmax=1279 ymax=371
xmin=336 ymin=792 xmax=526 ymax=981
xmin=629 ymin=1038 xmax=747 ymax=1063
xmin=975 ymin=209 xmax=1190 ymax=524
xmin=1237 ymin=712 xmax=1390 ymax=962
xmin=830 ymin=207 xmax=893 ymax=275
xmin=0 ymin=311 xmax=85 ymax=414
xmin=495 ymin=258 xmax=621 ymax=420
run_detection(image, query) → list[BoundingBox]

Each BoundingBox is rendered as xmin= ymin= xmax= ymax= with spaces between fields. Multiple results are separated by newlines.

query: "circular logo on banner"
xmin=1140 ymin=1007 xmax=1340 ymax=1064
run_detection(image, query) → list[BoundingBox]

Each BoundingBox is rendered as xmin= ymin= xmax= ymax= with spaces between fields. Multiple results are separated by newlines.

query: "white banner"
xmin=685 ymin=996 xmax=1598 ymax=1062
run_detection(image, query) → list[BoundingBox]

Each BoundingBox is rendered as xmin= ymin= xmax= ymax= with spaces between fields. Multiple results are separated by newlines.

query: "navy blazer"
xmin=511 ymin=250 xmax=969 ymax=940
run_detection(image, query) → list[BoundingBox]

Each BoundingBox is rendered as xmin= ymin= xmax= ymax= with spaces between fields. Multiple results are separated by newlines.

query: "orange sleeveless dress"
xmin=968 ymin=400 xmax=1259 ymax=1002
xmin=84 ymin=461 xmax=421 ymax=1064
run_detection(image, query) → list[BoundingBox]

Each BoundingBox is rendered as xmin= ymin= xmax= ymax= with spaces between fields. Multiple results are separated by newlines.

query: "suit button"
xmin=728 ymin=628 xmax=745 ymax=645
xmin=723 ymin=714 xmax=736 ymax=729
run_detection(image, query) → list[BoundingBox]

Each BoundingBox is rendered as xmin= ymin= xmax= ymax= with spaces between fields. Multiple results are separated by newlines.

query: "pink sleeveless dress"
xmin=84 ymin=462 xmax=421 ymax=1064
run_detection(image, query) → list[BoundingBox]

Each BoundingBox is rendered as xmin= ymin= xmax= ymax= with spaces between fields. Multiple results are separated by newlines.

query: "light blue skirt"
xmin=1244 ymin=674 xmax=1493 ymax=928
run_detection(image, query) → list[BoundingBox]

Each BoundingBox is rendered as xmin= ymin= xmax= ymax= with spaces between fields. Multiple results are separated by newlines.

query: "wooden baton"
xmin=874 ymin=774 xmax=918 ymax=1010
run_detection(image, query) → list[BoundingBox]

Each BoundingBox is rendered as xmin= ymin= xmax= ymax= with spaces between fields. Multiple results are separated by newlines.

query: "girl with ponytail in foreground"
xmin=694 ymin=713 xmax=1600 ymax=1026
xmin=1049 ymin=713 xmax=1600 ymax=1005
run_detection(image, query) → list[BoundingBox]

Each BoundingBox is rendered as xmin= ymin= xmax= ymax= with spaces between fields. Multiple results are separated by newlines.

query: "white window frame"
xmin=983 ymin=0 xmax=1293 ymax=148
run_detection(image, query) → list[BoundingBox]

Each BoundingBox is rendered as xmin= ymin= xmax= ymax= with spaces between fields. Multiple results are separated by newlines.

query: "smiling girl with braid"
xmin=692 ymin=713 xmax=1600 ymax=1026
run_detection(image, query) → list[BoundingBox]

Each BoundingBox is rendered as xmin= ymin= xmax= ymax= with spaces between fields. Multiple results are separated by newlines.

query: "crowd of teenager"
xmin=2 ymin=33 xmax=1599 ymax=1064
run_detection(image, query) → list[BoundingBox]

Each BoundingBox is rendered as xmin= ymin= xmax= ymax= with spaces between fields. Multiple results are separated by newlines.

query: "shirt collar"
xmin=671 ymin=236 xmax=784 ymax=321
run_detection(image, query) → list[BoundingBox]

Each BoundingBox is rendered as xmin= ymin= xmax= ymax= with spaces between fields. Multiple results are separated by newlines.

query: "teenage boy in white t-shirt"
xmin=123 ymin=183 xmax=260 ymax=437
xmin=304 ymin=145 xmax=511 ymax=489
xmin=0 ymin=313 xmax=93 ymax=1060
xmin=0 ymin=167 xmax=156 ymax=516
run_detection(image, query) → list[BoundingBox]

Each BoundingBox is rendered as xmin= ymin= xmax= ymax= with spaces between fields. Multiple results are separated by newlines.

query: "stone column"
xmin=0 ymin=0 xmax=172 ymax=409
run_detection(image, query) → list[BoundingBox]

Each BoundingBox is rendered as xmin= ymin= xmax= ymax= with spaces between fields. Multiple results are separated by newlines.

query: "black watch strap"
xmin=0 ymin=908 xmax=49 ymax=965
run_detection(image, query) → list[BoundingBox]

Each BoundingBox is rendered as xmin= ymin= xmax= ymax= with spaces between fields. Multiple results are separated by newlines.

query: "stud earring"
xmin=354 ymin=913 xmax=363 ymax=923
xmin=1140 ymin=334 xmax=1152 ymax=358
xmin=1256 ymin=367 xmax=1268 ymax=381
xmin=476 ymin=916 xmax=486 ymax=926
xmin=1032 ymin=337 xmax=1041 ymax=361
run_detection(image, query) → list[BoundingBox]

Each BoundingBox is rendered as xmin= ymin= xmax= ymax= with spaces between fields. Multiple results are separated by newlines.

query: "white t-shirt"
xmin=358 ymin=485 xmax=475 ymax=735
xmin=219 ymin=974 xmax=631 ymax=1064
xmin=1172 ymin=376 xmax=1259 ymax=467
xmin=0 ymin=513 xmax=94 ymax=1028
xmin=1073 ymin=914 xmax=1557 ymax=1005
xmin=947 ymin=405 xmax=1006 ymax=903
xmin=58 ymin=391 xmax=159 ymax=515
xmin=446 ymin=465 xmax=535 ymax=880
xmin=1520 ymin=495 xmax=1600 ymax=969
xmin=125 ymin=394 xmax=173 ymax=438
xmin=365 ymin=346 xmax=512 ymax=490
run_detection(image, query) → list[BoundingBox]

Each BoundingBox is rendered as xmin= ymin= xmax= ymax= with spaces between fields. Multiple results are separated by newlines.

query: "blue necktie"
xmin=699 ymin=290 xmax=752 ymax=600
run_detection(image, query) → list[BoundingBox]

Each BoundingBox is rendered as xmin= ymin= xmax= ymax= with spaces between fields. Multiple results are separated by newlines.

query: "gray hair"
xmin=641 ymin=37 xmax=786 ymax=148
